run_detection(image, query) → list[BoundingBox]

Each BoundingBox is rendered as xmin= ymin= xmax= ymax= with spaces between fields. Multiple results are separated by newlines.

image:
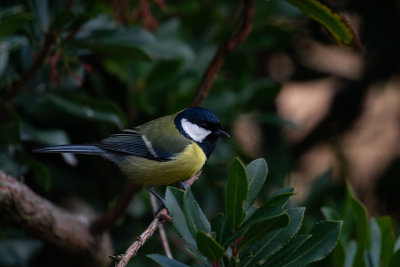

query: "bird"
xmin=33 ymin=107 xmax=229 ymax=207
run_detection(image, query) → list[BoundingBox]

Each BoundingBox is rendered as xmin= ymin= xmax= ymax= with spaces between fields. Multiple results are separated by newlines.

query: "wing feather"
xmin=95 ymin=130 xmax=174 ymax=162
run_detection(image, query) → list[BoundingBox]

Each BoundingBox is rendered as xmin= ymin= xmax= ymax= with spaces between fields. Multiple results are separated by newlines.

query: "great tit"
xmin=34 ymin=107 xmax=229 ymax=194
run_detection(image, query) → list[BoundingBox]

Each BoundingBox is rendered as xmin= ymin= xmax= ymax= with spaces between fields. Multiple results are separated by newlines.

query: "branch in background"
xmin=113 ymin=171 xmax=202 ymax=267
xmin=6 ymin=32 xmax=56 ymax=100
xmin=0 ymin=171 xmax=112 ymax=267
xmin=191 ymin=0 xmax=255 ymax=107
xmin=149 ymin=193 xmax=173 ymax=259
xmin=91 ymin=183 xmax=142 ymax=234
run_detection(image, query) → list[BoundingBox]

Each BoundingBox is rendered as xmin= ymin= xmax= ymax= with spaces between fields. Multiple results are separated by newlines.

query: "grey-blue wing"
xmin=95 ymin=130 xmax=174 ymax=162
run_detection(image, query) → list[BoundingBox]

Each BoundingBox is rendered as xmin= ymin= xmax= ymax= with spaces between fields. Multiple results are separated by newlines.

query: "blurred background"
xmin=0 ymin=0 xmax=399 ymax=266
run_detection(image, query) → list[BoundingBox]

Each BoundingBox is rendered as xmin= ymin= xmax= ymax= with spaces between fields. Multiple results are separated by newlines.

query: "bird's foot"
xmin=146 ymin=186 xmax=170 ymax=216
xmin=177 ymin=181 xmax=189 ymax=190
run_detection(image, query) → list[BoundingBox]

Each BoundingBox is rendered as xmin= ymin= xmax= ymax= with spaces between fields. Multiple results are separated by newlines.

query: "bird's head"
xmin=174 ymin=107 xmax=229 ymax=158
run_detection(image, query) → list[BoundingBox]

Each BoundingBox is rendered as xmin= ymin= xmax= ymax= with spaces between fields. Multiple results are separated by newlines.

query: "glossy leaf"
xmin=196 ymin=231 xmax=225 ymax=263
xmin=344 ymin=241 xmax=357 ymax=267
xmin=211 ymin=213 xmax=232 ymax=245
xmin=45 ymin=94 xmax=126 ymax=129
xmin=347 ymin=186 xmax=369 ymax=266
xmin=183 ymin=188 xmax=211 ymax=236
xmin=224 ymin=205 xmax=285 ymax=248
xmin=0 ymin=11 xmax=33 ymax=39
xmin=368 ymin=218 xmax=381 ymax=267
xmin=242 ymin=207 xmax=305 ymax=267
xmin=332 ymin=241 xmax=345 ymax=267
xmin=19 ymin=121 xmax=70 ymax=145
xmin=377 ymin=216 xmax=395 ymax=267
xmin=147 ymin=254 xmax=190 ymax=267
xmin=143 ymin=39 xmax=194 ymax=60
xmin=284 ymin=0 xmax=362 ymax=50
xmin=243 ymin=158 xmax=268 ymax=210
xmin=225 ymin=157 xmax=248 ymax=231
xmin=389 ymin=249 xmax=400 ymax=267
xmin=263 ymin=234 xmax=312 ymax=266
xmin=33 ymin=0 xmax=49 ymax=31
xmin=238 ymin=212 xmax=289 ymax=249
xmin=264 ymin=187 xmax=295 ymax=208
xmin=165 ymin=187 xmax=196 ymax=247
xmin=321 ymin=206 xmax=341 ymax=220
xmin=278 ymin=221 xmax=342 ymax=266
xmin=72 ymin=27 xmax=153 ymax=61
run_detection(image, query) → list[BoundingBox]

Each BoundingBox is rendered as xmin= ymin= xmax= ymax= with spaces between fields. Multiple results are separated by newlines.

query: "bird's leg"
xmin=146 ymin=186 xmax=167 ymax=215
xmin=177 ymin=181 xmax=188 ymax=190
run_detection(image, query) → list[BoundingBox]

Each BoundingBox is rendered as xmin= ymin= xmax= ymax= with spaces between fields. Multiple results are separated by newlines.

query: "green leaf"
xmin=224 ymin=205 xmax=285 ymax=248
xmin=143 ymin=39 xmax=194 ymax=60
xmin=225 ymin=157 xmax=248 ymax=231
xmin=49 ymin=11 xmax=89 ymax=32
xmin=278 ymin=220 xmax=342 ymax=266
xmin=19 ymin=121 xmax=70 ymax=146
xmin=242 ymin=207 xmax=305 ymax=267
xmin=165 ymin=187 xmax=196 ymax=247
xmin=377 ymin=217 xmax=395 ymax=267
xmin=71 ymin=27 xmax=153 ymax=61
xmin=33 ymin=0 xmax=49 ymax=31
xmin=45 ymin=94 xmax=126 ymax=129
xmin=264 ymin=188 xmax=295 ymax=208
xmin=344 ymin=241 xmax=357 ymax=267
xmin=147 ymin=254 xmax=190 ymax=267
xmin=395 ymin=235 xmax=400 ymax=251
xmin=332 ymin=241 xmax=345 ymax=267
xmin=321 ymin=206 xmax=341 ymax=220
xmin=0 ymin=12 xmax=33 ymax=39
xmin=263 ymin=234 xmax=312 ymax=266
xmin=284 ymin=0 xmax=362 ymax=50
xmin=183 ymin=188 xmax=211 ymax=236
xmin=211 ymin=213 xmax=232 ymax=245
xmin=368 ymin=218 xmax=381 ymax=267
xmin=196 ymin=231 xmax=225 ymax=263
xmin=19 ymin=120 xmax=76 ymax=165
xmin=238 ymin=212 xmax=289 ymax=249
xmin=346 ymin=186 xmax=369 ymax=266
xmin=243 ymin=158 xmax=268 ymax=210
xmin=389 ymin=249 xmax=400 ymax=267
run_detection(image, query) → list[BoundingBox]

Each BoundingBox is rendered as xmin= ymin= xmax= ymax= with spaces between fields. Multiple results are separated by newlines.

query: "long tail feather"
xmin=33 ymin=145 xmax=107 ymax=155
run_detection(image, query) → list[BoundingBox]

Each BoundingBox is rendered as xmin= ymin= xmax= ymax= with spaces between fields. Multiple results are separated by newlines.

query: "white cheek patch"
xmin=181 ymin=118 xmax=211 ymax=143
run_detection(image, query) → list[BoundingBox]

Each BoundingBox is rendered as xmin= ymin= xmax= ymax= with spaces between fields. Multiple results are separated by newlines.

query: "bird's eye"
xmin=200 ymin=122 xmax=208 ymax=129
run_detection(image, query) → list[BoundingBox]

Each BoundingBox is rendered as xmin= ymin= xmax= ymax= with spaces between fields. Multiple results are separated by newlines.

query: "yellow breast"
xmin=119 ymin=141 xmax=207 ymax=186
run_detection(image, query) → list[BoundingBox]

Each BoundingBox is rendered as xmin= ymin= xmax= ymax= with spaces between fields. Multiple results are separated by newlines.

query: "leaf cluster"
xmin=151 ymin=158 xmax=342 ymax=267
xmin=323 ymin=186 xmax=400 ymax=267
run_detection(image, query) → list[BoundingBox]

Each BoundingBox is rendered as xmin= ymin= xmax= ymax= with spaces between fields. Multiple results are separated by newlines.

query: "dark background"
xmin=1 ymin=0 xmax=399 ymax=266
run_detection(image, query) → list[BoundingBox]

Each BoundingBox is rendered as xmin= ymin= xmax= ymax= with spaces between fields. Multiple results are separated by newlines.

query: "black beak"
xmin=216 ymin=129 xmax=230 ymax=138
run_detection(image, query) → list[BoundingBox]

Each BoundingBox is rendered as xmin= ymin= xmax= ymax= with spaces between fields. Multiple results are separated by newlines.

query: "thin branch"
xmin=113 ymin=171 xmax=202 ymax=267
xmin=150 ymin=193 xmax=173 ymax=259
xmin=91 ymin=183 xmax=142 ymax=234
xmin=0 ymin=171 xmax=112 ymax=267
xmin=191 ymin=0 xmax=255 ymax=107
xmin=114 ymin=210 xmax=170 ymax=267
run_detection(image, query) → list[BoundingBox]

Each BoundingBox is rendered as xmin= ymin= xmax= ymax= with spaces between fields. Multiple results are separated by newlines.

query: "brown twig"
xmin=149 ymin=193 xmax=173 ymax=259
xmin=91 ymin=183 xmax=142 ymax=234
xmin=191 ymin=0 xmax=255 ymax=107
xmin=114 ymin=209 xmax=169 ymax=267
xmin=0 ymin=171 xmax=112 ymax=267
xmin=113 ymin=171 xmax=202 ymax=267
